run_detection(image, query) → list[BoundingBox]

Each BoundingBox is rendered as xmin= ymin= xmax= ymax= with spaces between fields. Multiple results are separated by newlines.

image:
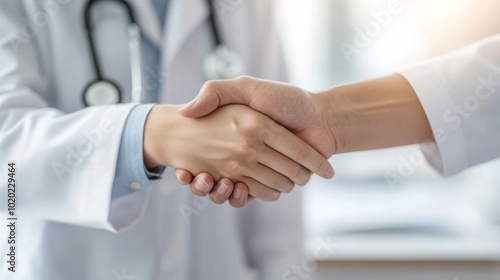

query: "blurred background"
xmin=275 ymin=0 xmax=500 ymax=279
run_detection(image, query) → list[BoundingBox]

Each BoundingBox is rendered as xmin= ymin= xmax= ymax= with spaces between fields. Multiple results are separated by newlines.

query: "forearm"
xmin=317 ymin=74 xmax=434 ymax=154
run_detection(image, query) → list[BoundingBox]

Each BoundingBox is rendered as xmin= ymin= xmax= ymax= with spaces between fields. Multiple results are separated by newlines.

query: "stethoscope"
xmin=83 ymin=0 xmax=244 ymax=107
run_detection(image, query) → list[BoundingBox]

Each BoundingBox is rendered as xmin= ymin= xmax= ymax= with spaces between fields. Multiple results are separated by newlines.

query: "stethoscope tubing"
xmin=85 ymin=0 xmax=138 ymax=81
xmin=206 ymin=0 xmax=222 ymax=47
xmin=83 ymin=0 xmax=239 ymax=106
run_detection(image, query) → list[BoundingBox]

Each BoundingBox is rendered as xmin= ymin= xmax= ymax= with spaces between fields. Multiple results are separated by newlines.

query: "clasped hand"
xmin=143 ymin=102 xmax=334 ymax=207
xmin=171 ymin=74 xmax=433 ymax=206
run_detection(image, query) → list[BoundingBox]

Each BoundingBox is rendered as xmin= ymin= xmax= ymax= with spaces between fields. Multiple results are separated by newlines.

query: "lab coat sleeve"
xmin=399 ymin=34 xmax=500 ymax=176
xmin=0 ymin=2 xmax=151 ymax=232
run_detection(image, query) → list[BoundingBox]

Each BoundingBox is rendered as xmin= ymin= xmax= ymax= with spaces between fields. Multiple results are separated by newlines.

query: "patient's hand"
xmin=144 ymin=104 xmax=333 ymax=204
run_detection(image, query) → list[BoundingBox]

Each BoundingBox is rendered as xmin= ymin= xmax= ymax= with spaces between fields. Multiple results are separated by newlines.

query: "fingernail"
xmin=179 ymin=99 xmax=197 ymax=111
xmin=195 ymin=177 xmax=210 ymax=193
xmin=325 ymin=167 xmax=335 ymax=178
xmin=233 ymin=188 xmax=243 ymax=200
xmin=217 ymin=182 xmax=229 ymax=195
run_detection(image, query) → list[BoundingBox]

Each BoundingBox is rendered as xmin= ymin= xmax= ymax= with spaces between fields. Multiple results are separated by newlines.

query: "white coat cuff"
xmin=398 ymin=66 xmax=469 ymax=176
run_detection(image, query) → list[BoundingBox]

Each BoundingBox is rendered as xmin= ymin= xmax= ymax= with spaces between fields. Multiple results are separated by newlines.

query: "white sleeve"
xmin=0 ymin=1 xmax=149 ymax=232
xmin=399 ymin=34 xmax=500 ymax=176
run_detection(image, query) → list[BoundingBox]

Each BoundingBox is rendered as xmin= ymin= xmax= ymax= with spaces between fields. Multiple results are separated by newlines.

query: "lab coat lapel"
xmin=163 ymin=0 xmax=210 ymax=68
xmin=128 ymin=0 xmax=163 ymax=47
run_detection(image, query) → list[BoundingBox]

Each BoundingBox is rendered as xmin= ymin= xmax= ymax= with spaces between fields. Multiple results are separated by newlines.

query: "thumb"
xmin=178 ymin=95 xmax=219 ymax=118
xmin=179 ymin=77 xmax=253 ymax=118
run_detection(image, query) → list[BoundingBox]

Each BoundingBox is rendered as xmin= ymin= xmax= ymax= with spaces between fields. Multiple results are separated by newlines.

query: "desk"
xmin=302 ymin=156 xmax=500 ymax=280
xmin=305 ymin=232 xmax=500 ymax=280
xmin=312 ymin=260 xmax=500 ymax=280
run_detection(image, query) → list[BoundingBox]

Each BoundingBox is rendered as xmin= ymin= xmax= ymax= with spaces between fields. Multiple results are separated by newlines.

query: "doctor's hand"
xmin=143 ymin=104 xmax=334 ymax=204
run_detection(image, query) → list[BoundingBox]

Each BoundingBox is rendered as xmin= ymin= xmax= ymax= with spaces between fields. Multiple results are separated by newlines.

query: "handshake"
xmin=143 ymin=74 xmax=433 ymax=208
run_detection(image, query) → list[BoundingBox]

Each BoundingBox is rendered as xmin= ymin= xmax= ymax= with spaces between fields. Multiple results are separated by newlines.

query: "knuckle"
xmin=236 ymin=141 xmax=257 ymax=160
xmin=258 ymin=128 xmax=274 ymax=144
xmin=237 ymin=76 xmax=261 ymax=94
xmin=236 ymin=75 xmax=253 ymax=84
xmin=226 ymin=160 xmax=243 ymax=176
xmin=201 ymin=80 xmax=218 ymax=92
xmin=242 ymin=118 xmax=263 ymax=134
xmin=294 ymin=143 xmax=309 ymax=161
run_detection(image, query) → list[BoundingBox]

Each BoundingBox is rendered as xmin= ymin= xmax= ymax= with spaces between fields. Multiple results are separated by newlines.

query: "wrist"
xmin=315 ymin=74 xmax=433 ymax=154
xmin=313 ymin=88 xmax=350 ymax=155
xmin=143 ymin=104 xmax=182 ymax=169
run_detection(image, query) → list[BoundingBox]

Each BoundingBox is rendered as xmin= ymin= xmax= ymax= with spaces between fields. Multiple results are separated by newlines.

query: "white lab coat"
xmin=400 ymin=34 xmax=500 ymax=176
xmin=0 ymin=0 xmax=302 ymax=279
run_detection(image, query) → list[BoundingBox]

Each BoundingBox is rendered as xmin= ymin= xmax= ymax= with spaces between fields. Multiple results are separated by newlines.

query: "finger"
xmin=179 ymin=76 xmax=256 ymax=118
xmin=263 ymin=126 xmax=334 ymax=179
xmin=189 ymin=173 xmax=215 ymax=197
xmin=229 ymin=182 xmax=250 ymax=208
xmin=209 ymin=178 xmax=234 ymax=205
xmin=174 ymin=169 xmax=194 ymax=185
xmin=239 ymin=177 xmax=281 ymax=202
xmin=258 ymin=146 xmax=312 ymax=186
xmin=241 ymin=162 xmax=294 ymax=193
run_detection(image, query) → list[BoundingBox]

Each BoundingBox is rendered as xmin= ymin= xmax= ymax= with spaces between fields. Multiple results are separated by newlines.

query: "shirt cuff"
xmin=111 ymin=103 xmax=165 ymax=199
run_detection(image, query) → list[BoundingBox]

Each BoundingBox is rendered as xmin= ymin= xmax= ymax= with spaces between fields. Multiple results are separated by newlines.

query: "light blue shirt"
xmin=112 ymin=103 xmax=164 ymax=198
xmin=111 ymin=0 xmax=169 ymax=198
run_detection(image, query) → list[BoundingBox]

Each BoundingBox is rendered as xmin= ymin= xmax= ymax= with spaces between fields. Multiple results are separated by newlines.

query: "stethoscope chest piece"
xmin=204 ymin=45 xmax=244 ymax=80
xmin=83 ymin=80 xmax=121 ymax=106
xmin=83 ymin=0 xmax=140 ymax=107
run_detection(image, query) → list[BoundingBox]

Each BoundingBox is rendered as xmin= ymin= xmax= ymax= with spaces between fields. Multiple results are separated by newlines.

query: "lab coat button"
xmin=130 ymin=181 xmax=143 ymax=190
